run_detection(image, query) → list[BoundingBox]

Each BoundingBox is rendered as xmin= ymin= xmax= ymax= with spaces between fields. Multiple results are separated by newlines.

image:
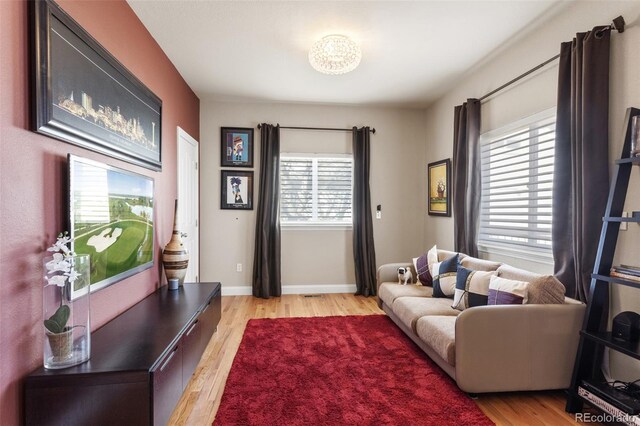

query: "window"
xmin=280 ymin=154 xmax=353 ymax=226
xmin=478 ymin=109 xmax=556 ymax=258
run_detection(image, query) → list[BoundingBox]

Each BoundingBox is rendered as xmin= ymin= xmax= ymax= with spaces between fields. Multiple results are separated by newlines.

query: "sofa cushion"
xmin=416 ymin=316 xmax=457 ymax=366
xmin=526 ymin=275 xmax=566 ymax=304
xmin=432 ymin=254 xmax=459 ymax=298
xmin=437 ymin=249 xmax=466 ymax=262
xmin=460 ymin=257 xmax=502 ymax=272
xmin=488 ymin=276 xmax=528 ymax=305
xmin=392 ymin=297 xmax=459 ymax=332
xmin=497 ymin=264 xmax=541 ymax=282
xmin=452 ymin=266 xmax=497 ymax=311
xmin=378 ymin=283 xmax=433 ymax=307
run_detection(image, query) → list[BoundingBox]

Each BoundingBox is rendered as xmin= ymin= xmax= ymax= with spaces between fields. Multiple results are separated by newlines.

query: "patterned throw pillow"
xmin=412 ymin=245 xmax=438 ymax=286
xmin=414 ymin=256 xmax=431 ymax=286
xmin=526 ymin=275 xmax=566 ymax=304
xmin=487 ymin=276 xmax=529 ymax=305
xmin=452 ymin=266 xmax=497 ymax=310
xmin=431 ymin=254 xmax=459 ymax=298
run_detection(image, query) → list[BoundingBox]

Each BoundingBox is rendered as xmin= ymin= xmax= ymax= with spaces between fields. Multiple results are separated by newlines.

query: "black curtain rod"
xmin=479 ymin=54 xmax=560 ymax=102
xmin=257 ymin=124 xmax=376 ymax=134
xmin=479 ymin=15 xmax=625 ymax=102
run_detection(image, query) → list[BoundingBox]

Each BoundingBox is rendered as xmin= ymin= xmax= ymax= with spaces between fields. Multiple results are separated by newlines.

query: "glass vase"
xmin=43 ymin=254 xmax=91 ymax=369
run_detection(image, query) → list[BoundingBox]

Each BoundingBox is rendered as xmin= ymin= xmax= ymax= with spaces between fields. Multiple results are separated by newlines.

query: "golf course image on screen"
xmin=69 ymin=156 xmax=154 ymax=297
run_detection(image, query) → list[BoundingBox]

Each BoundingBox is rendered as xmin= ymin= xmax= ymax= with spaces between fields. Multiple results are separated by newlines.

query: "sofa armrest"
xmin=454 ymin=303 xmax=585 ymax=393
xmin=376 ymin=262 xmax=414 ymax=292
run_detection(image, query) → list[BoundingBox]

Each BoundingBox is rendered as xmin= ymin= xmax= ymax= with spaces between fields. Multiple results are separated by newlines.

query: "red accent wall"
xmin=0 ymin=1 xmax=199 ymax=423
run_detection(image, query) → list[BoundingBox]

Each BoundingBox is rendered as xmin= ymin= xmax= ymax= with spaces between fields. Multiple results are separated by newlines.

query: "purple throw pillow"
xmin=487 ymin=289 xmax=524 ymax=305
xmin=416 ymin=254 xmax=432 ymax=286
xmin=487 ymin=276 xmax=528 ymax=305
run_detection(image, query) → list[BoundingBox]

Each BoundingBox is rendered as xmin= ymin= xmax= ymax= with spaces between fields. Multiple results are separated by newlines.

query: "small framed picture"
xmin=221 ymin=127 xmax=254 ymax=167
xmin=221 ymin=170 xmax=253 ymax=210
xmin=428 ymin=159 xmax=451 ymax=217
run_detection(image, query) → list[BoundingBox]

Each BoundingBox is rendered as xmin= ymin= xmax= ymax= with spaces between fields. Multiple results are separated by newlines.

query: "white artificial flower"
xmin=47 ymin=235 xmax=72 ymax=254
xmin=44 ymin=233 xmax=77 ymax=286
xmin=65 ymin=269 xmax=80 ymax=284
xmin=45 ymin=253 xmax=70 ymax=274
xmin=47 ymin=275 xmax=67 ymax=287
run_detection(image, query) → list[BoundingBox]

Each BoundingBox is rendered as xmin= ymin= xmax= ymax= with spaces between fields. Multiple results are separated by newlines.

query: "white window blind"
xmin=280 ymin=154 xmax=353 ymax=225
xmin=478 ymin=109 xmax=556 ymax=256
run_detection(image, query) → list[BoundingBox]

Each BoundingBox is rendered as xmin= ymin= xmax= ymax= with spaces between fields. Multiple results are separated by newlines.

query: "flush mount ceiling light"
xmin=309 ymin=35 xmax=362 ymax=75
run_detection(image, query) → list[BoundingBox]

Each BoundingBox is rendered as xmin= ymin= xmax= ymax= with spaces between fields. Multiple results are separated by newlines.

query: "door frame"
xmin=177 ymin=127 xmax=199 ymax=282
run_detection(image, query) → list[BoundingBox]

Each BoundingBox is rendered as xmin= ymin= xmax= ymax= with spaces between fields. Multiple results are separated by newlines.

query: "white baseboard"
xmin=282 ymin=284 xmax=357 ymax=295
xmin=221 ymin=284 xmax=357 ymax=296
xmin=221 ymin=286 xmax=253 ymax=296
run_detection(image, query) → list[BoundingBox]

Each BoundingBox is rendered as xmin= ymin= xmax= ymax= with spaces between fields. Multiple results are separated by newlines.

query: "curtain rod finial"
xmin=613 ymin=16 xmax=625 ymax=33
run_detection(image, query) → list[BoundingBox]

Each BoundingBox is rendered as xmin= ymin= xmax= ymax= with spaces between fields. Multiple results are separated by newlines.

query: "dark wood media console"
xmin=25 ymin=282 xmax=221 ymax=425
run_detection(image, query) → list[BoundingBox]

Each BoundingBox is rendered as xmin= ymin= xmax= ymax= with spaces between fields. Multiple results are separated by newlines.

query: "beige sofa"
xmin=377 ymin=249 xmax=585 ymax=394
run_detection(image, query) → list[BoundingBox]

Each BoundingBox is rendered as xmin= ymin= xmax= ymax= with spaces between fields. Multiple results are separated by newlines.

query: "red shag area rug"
xmin=214 ymin=315 xmax=493 ymax=426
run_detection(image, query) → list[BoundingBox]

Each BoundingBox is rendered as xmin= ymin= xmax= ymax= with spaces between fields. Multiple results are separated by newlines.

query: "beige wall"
xmin=200 ymin=100 xmax=426 ymax=293
xmin=423 ymin=0 xmax=640 ymax=379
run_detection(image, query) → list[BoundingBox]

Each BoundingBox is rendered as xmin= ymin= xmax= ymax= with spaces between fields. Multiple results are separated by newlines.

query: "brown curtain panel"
xmin=252 ymin=124 xmax=282 ymax=298
xmin=553 ymin=28 xmax=610 ymax=302
xmin=452 ymin=99 xmax=481 ymax=257
xmin=352 ymin=127 xmax=377 ymax=296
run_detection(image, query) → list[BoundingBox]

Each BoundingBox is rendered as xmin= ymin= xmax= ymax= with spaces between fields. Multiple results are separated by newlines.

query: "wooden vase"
xmin=162 ymin=199 xmax=189 ymax=285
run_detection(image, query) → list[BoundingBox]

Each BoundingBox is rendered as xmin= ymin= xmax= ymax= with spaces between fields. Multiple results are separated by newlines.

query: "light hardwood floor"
xmin=169 ymin=294 xmax=591 ymax=425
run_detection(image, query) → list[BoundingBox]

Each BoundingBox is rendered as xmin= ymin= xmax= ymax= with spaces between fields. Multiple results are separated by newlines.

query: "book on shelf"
xmin=611 ymin=265 xmax=640 ymax=278
xmin=610 ymin=270 xmax=640 ymax=282
xmin=619 ymin=264 xmax=640 ymax=275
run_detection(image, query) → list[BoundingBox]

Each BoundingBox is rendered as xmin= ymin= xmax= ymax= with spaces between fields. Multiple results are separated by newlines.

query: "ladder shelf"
xmin=566 ymin=107 xmax=640 ymax=418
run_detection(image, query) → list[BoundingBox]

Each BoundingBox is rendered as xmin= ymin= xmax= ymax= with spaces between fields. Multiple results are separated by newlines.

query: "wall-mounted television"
xmin=68 ymin=155 xmax=154 ymax=299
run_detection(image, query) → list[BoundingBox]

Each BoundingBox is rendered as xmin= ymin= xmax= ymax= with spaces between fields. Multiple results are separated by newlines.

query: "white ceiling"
xmin=127 ymin=1 xmax=561 ymax=108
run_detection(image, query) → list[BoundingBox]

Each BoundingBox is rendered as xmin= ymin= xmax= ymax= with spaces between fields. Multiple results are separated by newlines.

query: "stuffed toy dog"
xmin=397 ymin=267 xmax=413 ymax=285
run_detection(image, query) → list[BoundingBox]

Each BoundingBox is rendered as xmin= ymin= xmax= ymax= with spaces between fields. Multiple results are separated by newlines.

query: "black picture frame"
xmin=220 ymin=127 xmax=254 ymax=167
xmin=31 ymin=0 xmax=163 ymax=171
xmin=428 ymin=159 xmax=451 ymax=217
xmin=221 ymin=170 xmax=253 ymax=210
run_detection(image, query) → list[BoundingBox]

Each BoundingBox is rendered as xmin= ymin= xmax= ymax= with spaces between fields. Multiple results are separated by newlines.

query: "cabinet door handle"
xmin=186 ymin=320 xmax=199 ymax=336
xmin=160 ymin=347 xmax=178 ymax=372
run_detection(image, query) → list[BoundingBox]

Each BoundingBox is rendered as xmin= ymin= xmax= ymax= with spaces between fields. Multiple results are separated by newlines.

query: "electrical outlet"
xmin=621 ymin=212 xmax=629 ymax=231
xmin=236 ymin=263 xmax=243 ymax=272
xmin=376 ymin=211 xmax=382 ymax=219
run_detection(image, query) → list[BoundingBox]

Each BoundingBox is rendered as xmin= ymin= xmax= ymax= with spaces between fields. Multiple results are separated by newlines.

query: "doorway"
xmin=177 ymin=127 xmax=199 ymax=282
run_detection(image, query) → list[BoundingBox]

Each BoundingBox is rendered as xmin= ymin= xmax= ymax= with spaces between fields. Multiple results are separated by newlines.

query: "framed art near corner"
xmin=428 ymin=159 xmax=451 ymax=217
xmin=221 ymin=127 xmax=254 ymax=167
xmin=31 ymin=0 xmax=163 ymax=171
xmin=221 ymin=170 xmax=253 ymax=210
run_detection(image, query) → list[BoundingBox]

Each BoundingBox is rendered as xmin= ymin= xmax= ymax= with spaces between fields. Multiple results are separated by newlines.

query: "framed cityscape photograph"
xmin=221 ymin=127 xmax=254 ymax=167
xmin=31 ymin=0 xmax=163 ymax=171
xmin=428 ymin=159 xmax=451 ymax=217
xmin=221 ymin=170 xmax=253 ymax=210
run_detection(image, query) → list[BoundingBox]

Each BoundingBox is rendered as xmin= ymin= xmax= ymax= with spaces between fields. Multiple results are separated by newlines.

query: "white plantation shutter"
xmin=478 ymin=109 xmax=556 ymax=255
xmin=280 ymin=154 xmax=352 ymax=225
xmin=280 ymin=158 xmax=313 ymax=221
